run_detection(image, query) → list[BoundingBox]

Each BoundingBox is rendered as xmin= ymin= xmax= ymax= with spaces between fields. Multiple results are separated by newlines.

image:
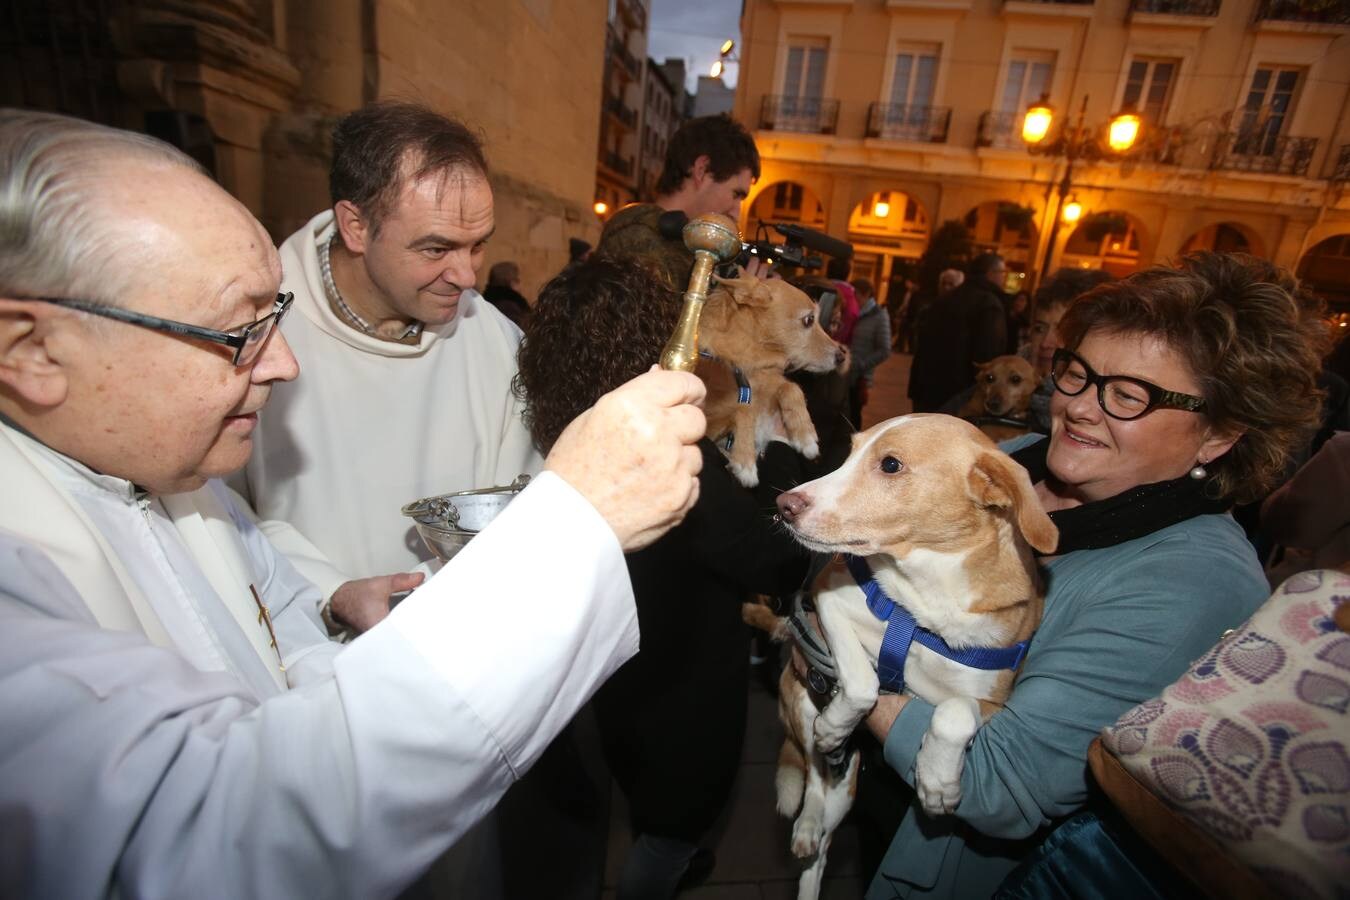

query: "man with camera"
xmin=597 ymin=113 xmax=760 ymax=285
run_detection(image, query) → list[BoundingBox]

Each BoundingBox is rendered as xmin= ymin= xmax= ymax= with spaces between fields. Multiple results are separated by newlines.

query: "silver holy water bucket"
xmin=401 ymin=475 xmax=531 ymax=563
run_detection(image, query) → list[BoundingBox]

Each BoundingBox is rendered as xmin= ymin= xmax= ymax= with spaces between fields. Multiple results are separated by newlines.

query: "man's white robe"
xmin=233 ymin=210 xmax=543 ymax=598
xmin=0 ymin=422 xmax=637 ymax=899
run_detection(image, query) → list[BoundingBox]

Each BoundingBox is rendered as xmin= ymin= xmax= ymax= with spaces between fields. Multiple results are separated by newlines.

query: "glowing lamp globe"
xmin=1108 ymin=111 xmax=1142 ymax=152
xmin=1061 ymin=199 xmax=1083 ymax=224
xmin=1022 ymin=100 xmax=1054 ymax=145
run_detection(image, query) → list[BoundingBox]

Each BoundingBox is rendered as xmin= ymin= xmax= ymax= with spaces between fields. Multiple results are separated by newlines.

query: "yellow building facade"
xmin=733 ymin=0 xmax=1350 ymax=310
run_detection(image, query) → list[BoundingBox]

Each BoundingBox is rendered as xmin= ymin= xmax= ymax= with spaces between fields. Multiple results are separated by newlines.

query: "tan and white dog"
xmin=696 ymin=275 xmax=845 ymax=487
xmin=750 ymin=414 xmax=1057 ymax=899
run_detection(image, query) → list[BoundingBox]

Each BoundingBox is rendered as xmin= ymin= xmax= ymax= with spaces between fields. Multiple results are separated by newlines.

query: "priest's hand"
xmin=329 ymin=571 xmax=426 ymax=633
xmin=546 ymin=366 xmax=705 ymax=552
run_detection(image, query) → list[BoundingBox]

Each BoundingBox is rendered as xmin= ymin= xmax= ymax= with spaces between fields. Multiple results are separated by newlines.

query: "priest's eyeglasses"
xmin=1050 ymin=348 xmax=1207 ymax=421
xmin=26 ymin=292 xmax=294 ymax=366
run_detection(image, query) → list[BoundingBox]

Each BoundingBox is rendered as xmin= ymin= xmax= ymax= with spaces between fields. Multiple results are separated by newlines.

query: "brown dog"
xmin=696 ymin=275 xmax=845 ymax=486
xmin=960 ymin=354 xmax=1036 ymax=442
xmin=746 ymin=415 xmax=1056 ymax=900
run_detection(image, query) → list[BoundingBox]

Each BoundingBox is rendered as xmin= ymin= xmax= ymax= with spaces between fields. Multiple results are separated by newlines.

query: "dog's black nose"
xmin=777 ymin=490 xmax=810 ymax=523
xmin=835 ymin=347 xmax=846 ymax=366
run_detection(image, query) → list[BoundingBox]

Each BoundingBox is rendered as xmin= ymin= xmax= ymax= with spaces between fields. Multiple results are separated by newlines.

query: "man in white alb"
xmin=0 ymin=108 xmax=706 ymax=899
xmin=232 ymin=101 xmax=541 ymax=632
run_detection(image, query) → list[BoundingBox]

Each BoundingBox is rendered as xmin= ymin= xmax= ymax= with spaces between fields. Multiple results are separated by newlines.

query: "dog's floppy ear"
xmin=967 ymin=451 xmax=1058 ymax=554
xmin=713 ymin=273 xmax=757 ymax=293
xmin=707 ymin=272 xmax=772 ymax=307
xmin=714 ymin=274 xmax=775 ymax=308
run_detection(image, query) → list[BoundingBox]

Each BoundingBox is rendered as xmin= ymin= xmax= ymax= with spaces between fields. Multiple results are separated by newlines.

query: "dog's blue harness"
xmin=845 ymin=555 xmax=1031 ymax=694
xmin=698 ymin=350 xmax=751 ymax=451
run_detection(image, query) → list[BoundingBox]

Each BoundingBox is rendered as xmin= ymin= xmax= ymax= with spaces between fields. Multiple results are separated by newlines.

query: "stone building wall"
xmin=2 ymin=0 xmax=607 ymax=302
xmin=274 ymin=0 xmax=607 ymax=298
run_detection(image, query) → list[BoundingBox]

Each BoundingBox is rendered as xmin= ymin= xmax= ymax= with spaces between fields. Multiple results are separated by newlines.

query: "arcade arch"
xmin=1180 ymin=221 xmax=1264 ymax=258
xmin=744 ymin=180 xmax=827 ymax=241
xmin=1297 ymin=233 xmax=1350 ymax=317
xmin=1061 ymin=210 xmax=1149 ymax=278
xmin=845 ymin=190 xmax=931 ymax=306
xmin=964 ymin=200 xmax=1040 ymax=294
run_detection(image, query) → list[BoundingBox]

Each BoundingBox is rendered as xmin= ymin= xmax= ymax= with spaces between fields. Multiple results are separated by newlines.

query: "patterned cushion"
xmin=1101 ymin=569 xmax=1350 ymax=899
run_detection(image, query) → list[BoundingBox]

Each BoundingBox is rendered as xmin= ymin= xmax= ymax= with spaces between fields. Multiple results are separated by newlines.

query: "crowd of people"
xmin=0 ymin=96 xmax=1345 ymax=900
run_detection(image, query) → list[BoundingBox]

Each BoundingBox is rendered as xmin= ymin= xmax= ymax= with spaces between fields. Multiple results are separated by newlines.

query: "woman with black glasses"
xmin=859 ymin=252 xmax=1328 ymax=900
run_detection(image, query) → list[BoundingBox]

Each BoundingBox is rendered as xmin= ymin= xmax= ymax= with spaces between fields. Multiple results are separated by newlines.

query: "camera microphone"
xmin=771 ymin=223 xmax=854 ymax=261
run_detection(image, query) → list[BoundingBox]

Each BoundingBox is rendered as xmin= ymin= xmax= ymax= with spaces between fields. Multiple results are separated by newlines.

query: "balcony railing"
xmin=1333 ymin=145 xmax=1350 ymax=182
xmin=617 ymin=0 xmax=647 ymax=32
xmin=759 ymin=95 xmax=840 ymax=135
xmin=866 ymin=104 xmax=952 ymax=143
xmin=605 ymin=94 xmax=637 ymax=129
xmin=975 ymin=111 xmax=1027 ymax=150
xmin=1211 ymin=132 xmax=1317 ymax=176
xmin=608 ymin=32 xmax=640 ymax=79
xmin=1144 ymin=126 xmax=1189 ymax=165
xmin=1255 ymin=0 xmax=1350 ymax=24
xmin=1130 ymin=0 xmax=1220 ymax=14
xmin=603 ymin=151 xmax=634 ymax=178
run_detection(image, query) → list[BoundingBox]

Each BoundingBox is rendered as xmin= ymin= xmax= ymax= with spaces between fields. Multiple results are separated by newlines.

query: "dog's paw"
xmin=813 ymin=716 xmax=851 ymax=755
xmin=915 ymin=737 xmax=965 ymax=816
xmin=728 ymin=460 xmax=759 ymax=488
xmin=799 ymin=438 xmax=820 ymax=460
xmin=790 ymin=813 xmax=822 ymax=859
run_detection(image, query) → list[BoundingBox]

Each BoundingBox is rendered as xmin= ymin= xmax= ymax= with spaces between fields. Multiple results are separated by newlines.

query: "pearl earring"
xmin=1189 ymin=461 xmax=1208 ymax=480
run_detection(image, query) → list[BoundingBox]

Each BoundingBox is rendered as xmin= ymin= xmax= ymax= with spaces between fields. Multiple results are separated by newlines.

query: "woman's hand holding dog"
xmin=545 ymin=367 xmax=706 ymax=552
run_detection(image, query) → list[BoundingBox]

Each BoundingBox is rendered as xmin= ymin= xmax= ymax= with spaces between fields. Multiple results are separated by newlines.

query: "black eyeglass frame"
xmin=1050 ymin=347 xmax=1207 ymax=420
xmin=25 ymin=292 xmax=294 ymax=366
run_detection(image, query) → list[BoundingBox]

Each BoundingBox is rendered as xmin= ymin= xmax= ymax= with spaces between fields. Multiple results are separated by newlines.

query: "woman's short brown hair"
xmin=514 ymin=256 xmax=682 ymax=455
xmin=1058 ymin=252 xmax=1327 ymax=504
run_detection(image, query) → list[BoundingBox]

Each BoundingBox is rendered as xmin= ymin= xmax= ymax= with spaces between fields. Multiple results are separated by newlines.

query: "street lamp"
xmin=1023 ymin=94 xmax=1142 ymax=285
xmin=711 ymin=38 xmax=737 ymax=80
xmin=1061 ymin=196 xmax=1083 ymax=224
xmin=1022 ymin=98 xmax=1054 ymax=145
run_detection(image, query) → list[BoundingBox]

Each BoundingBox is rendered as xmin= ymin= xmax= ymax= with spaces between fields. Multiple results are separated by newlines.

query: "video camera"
xmin=657 ymin=212 xmax=853 ymax=274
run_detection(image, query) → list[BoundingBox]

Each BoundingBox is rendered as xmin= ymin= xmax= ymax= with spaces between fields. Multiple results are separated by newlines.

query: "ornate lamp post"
xmin=1023 ymin=95 xmax=1143 ymax=284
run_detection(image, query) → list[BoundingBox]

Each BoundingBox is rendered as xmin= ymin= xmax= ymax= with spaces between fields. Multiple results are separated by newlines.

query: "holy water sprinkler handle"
xmin=659 ymin=213 xmax=742 ymax=372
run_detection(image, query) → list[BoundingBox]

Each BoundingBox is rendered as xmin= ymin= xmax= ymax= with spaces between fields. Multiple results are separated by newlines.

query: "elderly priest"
xmin=0 ymin=110 xmax=706 ymax=899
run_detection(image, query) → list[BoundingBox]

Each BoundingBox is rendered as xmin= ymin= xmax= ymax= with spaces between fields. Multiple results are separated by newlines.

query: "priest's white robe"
xmin=232 ymin=210 xmax=543 ymax=600
xmin=0 ymin=422 xmax=637 ymax=900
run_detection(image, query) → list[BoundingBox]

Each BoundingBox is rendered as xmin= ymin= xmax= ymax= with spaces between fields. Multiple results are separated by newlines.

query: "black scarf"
xmin=1010 ymin=439 xmax=1231 ymax=556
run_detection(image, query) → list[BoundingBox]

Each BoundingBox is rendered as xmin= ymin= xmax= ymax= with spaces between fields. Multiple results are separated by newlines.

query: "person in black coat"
xmin=907 ymin=252 xmax=1009 ymax=412
xmin=514 ymin=256 xmax=812 ymax=899
xmin=482 ymin=260 xmax=532 ymax=330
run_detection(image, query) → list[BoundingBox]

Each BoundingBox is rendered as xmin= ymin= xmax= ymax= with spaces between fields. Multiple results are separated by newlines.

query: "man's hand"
xmin=866 ymin=693 xmax=907 ymax=742
xmin=545 ymin=366 xmax=706 ymax=551
xmin=329 ymin=572 xmax=425 ymax=633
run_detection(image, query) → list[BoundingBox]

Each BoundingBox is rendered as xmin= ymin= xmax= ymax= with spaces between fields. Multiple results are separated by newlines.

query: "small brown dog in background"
xmin=960 ymin=354 xmax=1036 ymax=442
xmin=697 ymin=275 xmax=845 ymax=487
